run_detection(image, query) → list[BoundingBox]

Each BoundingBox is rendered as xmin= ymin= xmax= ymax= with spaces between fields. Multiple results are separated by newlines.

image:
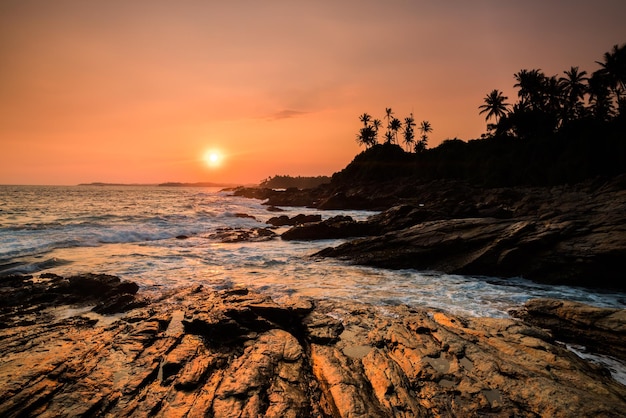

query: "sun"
xmin=203 ymin=149 xmax=223 ymax=168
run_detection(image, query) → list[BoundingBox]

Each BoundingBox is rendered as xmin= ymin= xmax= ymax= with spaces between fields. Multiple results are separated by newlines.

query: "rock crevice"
xmin=1 ymin=277 xmax=625 ymax=417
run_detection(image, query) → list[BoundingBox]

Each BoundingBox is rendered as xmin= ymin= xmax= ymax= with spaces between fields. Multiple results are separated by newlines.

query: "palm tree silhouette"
xmin=559 ymin=66 xmax=588 ymax=121
xmin=514 ymin=69 xmax=547 ymax=110
xmin=403 ymin=114 xmax=416 ymax=152
xmin=359 ymin=113 xmax=372 ymax=127
xmin=595 ymin=43 xmax=626 ymax=115
xmin=390 ymin=117 xmax=402 ymax=144
xmin=384 ymin=108 xmax=394 ymax=144
xmin=478 ymin=89 xmax=510 ymax=123
xmin=415 ymin=120 xmax=432 ymax=153
xmin=588 ymin=72 xmax=615 ymax=121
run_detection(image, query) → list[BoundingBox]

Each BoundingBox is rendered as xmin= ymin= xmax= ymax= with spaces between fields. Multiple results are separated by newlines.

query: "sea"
xmin=1 ymin=185 xmax=626 ymax=381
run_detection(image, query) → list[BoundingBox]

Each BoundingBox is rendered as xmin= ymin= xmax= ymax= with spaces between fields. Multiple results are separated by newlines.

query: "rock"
xmin=0 ymin=273 xmax=143 ymax=322
xmin=266 ymin=205 xmax=284 ymax=212
xmin=315 ymin=196 xmax=626 ymax=289
xmin=0 ymin=283 xmax=625 ymax=417
xmin=281 ymin=215 xmax=370 ymax=241
xmin=267 ymin=214 xmax=322 ymax=227
xmin=207 ymin=227 xmax=277 ymax=243
xmin=511 ymin=298 xmax=626 ymax=362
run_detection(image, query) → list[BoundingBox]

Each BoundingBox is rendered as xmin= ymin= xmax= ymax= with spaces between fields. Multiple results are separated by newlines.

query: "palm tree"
xmin=514 ymin=69 xmax=547 ymax=110
xmin=356 ymin=113 xmax=377 ymax=148
xmin=372 ymin=119 xmax=382 ymax=145
xmin=595 ymin=43 xmax=626 ymax=115
xmin=384 ymin=107 xmax=394 ymax=143
xmin=588 ymin=71 xmax=614 ymax=121
xmin=390 ymin=118 xmax=402 ymax=144
xmin=415 ymin=120 xmax=432 ymax=153
xmin=402 ymin=114 xmax=416 ymax=152
xmin=478 ymin=89 xmax=510 ymax=123
xmin=359 ymin=113 xmax=371 ymax=127
xmin=559 ymin=66 xmax=588 ymax=121
xmin=372 ymin=118 xmax=382 ymax=133
xmin=356 ymin=126 xmax=377 ymax=148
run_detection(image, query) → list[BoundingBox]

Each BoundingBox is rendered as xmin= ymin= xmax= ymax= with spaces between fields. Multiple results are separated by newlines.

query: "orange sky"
xmin=1 ymin=1 xmax=625 ymax=185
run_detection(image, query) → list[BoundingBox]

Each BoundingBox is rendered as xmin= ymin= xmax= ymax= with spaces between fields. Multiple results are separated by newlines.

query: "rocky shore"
xmin=1 ymin=273 xmax=626 ymax=417
xmin=233 ymin=175 xmax=626 ymax=290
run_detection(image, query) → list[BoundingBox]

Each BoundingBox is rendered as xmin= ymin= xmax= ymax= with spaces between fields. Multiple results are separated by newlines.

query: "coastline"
xmin=234 ymin=174 xmax=626 ymax=291
xmin=1 ymin=273 xmax=625 ymax=417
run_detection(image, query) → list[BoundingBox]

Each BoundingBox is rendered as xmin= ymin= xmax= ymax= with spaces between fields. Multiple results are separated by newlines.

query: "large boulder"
xmin=512 ymin=298 xmax=626 ymax=362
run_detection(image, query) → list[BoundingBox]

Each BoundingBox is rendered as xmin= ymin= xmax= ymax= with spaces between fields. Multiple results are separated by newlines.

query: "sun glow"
xmin=203 ymin=150 xmax=223 ymax=168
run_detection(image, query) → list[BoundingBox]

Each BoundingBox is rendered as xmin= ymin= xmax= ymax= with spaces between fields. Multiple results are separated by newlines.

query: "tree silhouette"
xmin=359 ymin=113 xmax=372 ymax=127
xmin=415 ymin=120 xmax=432 ymax=153
xmin=384 ymin=108 xmax=394 ymax=144
xmin=559 ymin=66 xmax=588 ymax=122
xmin=595 ymin=43 xmax=626 ymax=116
xmin=402 ymin=114 xmax=416 ymax=152
xmin=390 ymin=117 xmax=402 ymax=144
xmin=514 ymin=69 xmax=547 ymax=110
xmin=588 ymin=71 xmax=614 ymax=121
xmin=479 ymin=89 xmax=510 ymax=124
xmin=356 ymin=113 xmax=377 ymax=148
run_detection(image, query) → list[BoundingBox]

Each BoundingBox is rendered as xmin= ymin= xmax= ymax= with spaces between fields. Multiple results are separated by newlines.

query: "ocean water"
xmin=3 ymin=185 xmax=626 ymax=383
xmin=2 ymin=185 xmax=625 ymax=318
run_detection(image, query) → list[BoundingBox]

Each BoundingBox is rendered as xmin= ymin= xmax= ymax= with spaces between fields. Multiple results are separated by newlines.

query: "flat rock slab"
xmin=1 ymin=282 xmax=625 ymax=417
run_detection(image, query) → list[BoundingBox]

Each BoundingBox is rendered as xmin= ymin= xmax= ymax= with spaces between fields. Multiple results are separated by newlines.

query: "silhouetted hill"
xmin=331 ymin=143 xmax=414 ymax=184
xmin=332 ymin=118 xmax=626 ymax=187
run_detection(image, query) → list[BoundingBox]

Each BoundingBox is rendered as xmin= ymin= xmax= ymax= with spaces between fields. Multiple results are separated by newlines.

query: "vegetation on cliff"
xmin=340 ymin=43 xmax=626 ymax=187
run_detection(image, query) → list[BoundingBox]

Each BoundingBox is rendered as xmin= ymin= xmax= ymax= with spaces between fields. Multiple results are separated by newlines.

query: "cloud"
xmin=266 ymin=109 xmax=309 ymax=121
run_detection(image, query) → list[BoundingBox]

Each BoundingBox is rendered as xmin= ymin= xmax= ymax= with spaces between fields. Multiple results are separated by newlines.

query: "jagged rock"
xmin=315 ymin=205 xmax=626 ymax=289
xmin=511 ymin=298 xmax=626 ymax=362
xmin=1 ymin=280 xmax=625 ymax=417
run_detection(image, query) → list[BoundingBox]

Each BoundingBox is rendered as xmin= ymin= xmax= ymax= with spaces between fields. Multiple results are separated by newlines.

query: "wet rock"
xmin=512 ymin=298 xmax=626 ymax=362
xmin=267 ymin=214 xmax=322 ymax=227
xmin=316 ymin=196 xmax=626 ymax=289
xmin=207 ymin=227 xmax=277 ymax=243
xmin=1 ymin=282 xmax=625 ymax=417
xmin=0 ymin=273 xmax=143 ymax=324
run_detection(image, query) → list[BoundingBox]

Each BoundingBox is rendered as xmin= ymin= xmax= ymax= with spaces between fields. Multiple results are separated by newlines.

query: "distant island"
xmin=157 ymin=182 xmax=242 ymax=188
xmin=78 ymin=182 xmax=243 ymax=188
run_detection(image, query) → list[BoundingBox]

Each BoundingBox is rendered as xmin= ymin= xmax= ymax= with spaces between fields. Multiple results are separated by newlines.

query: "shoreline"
xmin=1 ymin=273 xmax=625 ymax=417
xmin=234 ymin=174 xmax=626 ymax=291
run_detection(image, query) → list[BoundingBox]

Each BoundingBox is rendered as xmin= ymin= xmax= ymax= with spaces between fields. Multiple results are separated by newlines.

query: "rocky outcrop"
xmin=1 ymin=275 xmax=625 ymax=417
xmin=0 ymin=273 xmax=146 ymax=327
xmin=512 ymin=298 xmax=626 ymax=362
xmin=315 ymin=177 xmax=626 ymax=290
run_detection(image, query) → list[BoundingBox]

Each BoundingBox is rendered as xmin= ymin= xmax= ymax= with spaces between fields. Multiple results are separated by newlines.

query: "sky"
xmin=1 ymin=1 xmax=625 ymax=185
